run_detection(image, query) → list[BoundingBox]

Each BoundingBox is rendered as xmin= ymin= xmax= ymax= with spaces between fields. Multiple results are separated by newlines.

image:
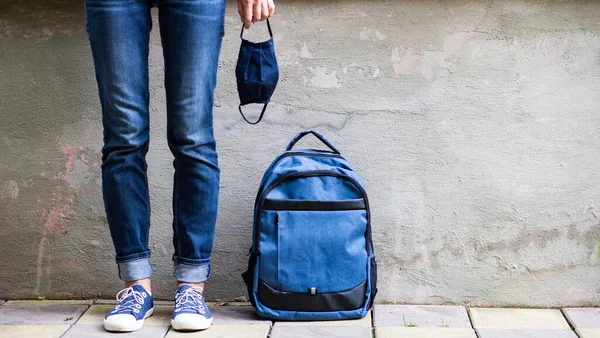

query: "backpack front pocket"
xmin=272 ymin=200 xmax=368 ymax=294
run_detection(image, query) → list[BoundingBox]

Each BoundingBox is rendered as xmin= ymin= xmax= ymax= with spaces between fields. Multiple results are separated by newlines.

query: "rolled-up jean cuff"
xmin=173 ymin=259 xmax=211 ymax=283
xmin=117 ymin=257 xmax=153 ymax=281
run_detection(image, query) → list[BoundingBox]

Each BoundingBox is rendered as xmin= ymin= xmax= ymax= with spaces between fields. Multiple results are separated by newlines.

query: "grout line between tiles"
xmin=466 ymin=307 xmax=481 ymax=338
xmin=466 ymin=307 xmax=475 ymax=329
xmin=560 ymin=308 xmax=578 ymax=332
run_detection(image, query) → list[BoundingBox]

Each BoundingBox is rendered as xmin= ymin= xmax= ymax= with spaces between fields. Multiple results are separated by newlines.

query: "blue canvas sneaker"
xmin=171 ymin=285 xmax=213 ymax=331
xmin=103 ymin=284 xmax=154 ymax=332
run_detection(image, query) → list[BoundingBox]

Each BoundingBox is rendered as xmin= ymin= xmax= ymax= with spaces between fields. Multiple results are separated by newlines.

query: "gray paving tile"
xmin=0 ymin=325 xmax=71 ymax=337
xmin=476 ymin=329 xmax=578 ymax=338
xmin=4 ymin=300 xmax=93 ymax=306
xmin=376 ymin=327 xmax=476 ymax=338
xmin=373 ymin=304 xmax=471 ymax=328
xmin=270 ymin=325 xmax=371 ymax=338
xmin=563 ymin=308 xmax=600 ymax=329
xmin=470 ymin=308 xmax=571 ymax=330
xmin=211 ymin=306 xmax=271 ymax=325
xmin=576 ymin=328 xmax=600 ymax=338
xmin=62 ymin=324 xmax=170 ymax=338
xmin=274 ymin=311 xmax=371 ymax=327
xmin=0 ymin=305 xmax=89 ymax=325
xmin=166 ymin=324 xmax=270 ymax=337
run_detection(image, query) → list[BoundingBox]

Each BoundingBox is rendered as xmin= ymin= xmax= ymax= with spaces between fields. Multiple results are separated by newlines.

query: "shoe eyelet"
xmin=135 ymin=304 xmax=141 ymax=309
xmin=142 ymin=292 xmax=147 ymax=297
xmin=199 ymin=306 xmax=204 ymax=310
xmin=134 ymin=309 xmax=139 ymax=313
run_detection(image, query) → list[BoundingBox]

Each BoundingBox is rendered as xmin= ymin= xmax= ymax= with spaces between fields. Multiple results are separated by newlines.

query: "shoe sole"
xmin=103 ymin=307 xmax=154 ymax=332
xmin=171 ymin=315 xmax=213 ymax=331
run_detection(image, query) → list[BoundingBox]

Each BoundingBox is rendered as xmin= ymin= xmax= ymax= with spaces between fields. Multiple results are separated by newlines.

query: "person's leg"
xmin=86 ymin=0 xmax=153 ymax=285
xmin=158 ymin=0 xmax=225 ymax=331
xmin=85 ymin=0 xmax=154 ymax=332
xmin=159 ymin=0 xmax=225 ymax=288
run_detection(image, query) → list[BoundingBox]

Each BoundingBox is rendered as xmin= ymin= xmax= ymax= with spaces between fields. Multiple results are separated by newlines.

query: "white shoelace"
xmin=113 ymin=287 xmax=146 ymax=314
xmin=175 ymin=287 xmax=205 ymax=314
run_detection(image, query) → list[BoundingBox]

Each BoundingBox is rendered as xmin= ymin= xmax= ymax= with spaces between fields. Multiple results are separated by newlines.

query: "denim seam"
xmin=116 ymin=252 xmax=151 ymax=263
xmin=174 ymin=158 xmax=182 ymax=256
xmin=144 ymin=16 xmax=151 ymax=254
xmin=144 ymin=146 xmax=151 ymax=254
xmin=173 ymin=256 xmax=211 ymax=266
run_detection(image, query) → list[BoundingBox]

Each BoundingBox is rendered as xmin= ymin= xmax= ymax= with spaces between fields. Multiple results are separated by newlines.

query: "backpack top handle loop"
xmin=285 ymin=130 xmax=341 ymax=154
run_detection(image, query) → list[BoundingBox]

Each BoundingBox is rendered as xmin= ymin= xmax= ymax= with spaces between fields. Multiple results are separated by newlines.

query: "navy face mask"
xmin=236 ymin=19 xmax=279 ymax=125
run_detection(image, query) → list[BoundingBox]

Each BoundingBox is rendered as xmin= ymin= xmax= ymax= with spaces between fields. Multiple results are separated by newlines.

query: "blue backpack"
xmin=242 ymin=130 xmax=377 ymax=321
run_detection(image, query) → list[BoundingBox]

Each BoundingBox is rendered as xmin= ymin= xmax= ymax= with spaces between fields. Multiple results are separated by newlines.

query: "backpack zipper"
xmin=252 ymin=170 xmax=374 ymax=255
xmin=254 ymin=151 xmax=345 ymax=206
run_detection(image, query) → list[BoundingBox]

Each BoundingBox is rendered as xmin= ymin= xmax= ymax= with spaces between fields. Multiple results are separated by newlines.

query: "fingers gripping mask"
xmin=235 ymin=19 xmax=279 ymax=125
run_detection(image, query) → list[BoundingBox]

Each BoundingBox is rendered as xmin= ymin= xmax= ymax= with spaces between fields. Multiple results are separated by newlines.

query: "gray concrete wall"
xmin=1 ymin=0 xmax=599 ymax=306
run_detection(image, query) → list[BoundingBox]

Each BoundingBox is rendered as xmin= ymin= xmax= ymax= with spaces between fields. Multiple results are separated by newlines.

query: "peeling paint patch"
xmin=391 ymin=31 xmax=487 ymax=80
xmin=391 ymin=47 xmax=423 ymax=74
xmin=2 ymin=180 xmax=19 ymax=200
xmin=310 ymin=66 xmax=341 ymax=88
xmin=360 ymin=27 xmax=370 ymax=40
xmin=421 ymin=51 xmax=451 ymax=81
xmin=65 ymin=159 xmax=93 ymax=188
xmin=360 ymin=27 xmax=387 ymax=41
xmin=375 ymin=30 xmax=387 ymax=40
xmin=60 ymin=144 xmax=78 ymax=172
xmin=37 ymin=27 xmax=54 ymax=41
xmin=342 ymin=63 xmax=359 ymax=74
xmin=42 ymin=205 xmax=70 ymax=236
xmin=300 ymin=43 xmax=313 ymax=59
xmin=57 ymin=144 xmax=95 ymax=188
xmin=21 ymin=179 xmax=33 ymax=189
xmin=57 ymin=29 xmax=73 ymax=37
xmin=443 ymin=31 xmax=487 ymax=59
xmin=34 ymin=237 xmax=47 ymax=294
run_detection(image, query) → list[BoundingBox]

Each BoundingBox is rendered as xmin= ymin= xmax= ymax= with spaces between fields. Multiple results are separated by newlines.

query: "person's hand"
xmin=238 ymin=0 xmax=275 ymax=29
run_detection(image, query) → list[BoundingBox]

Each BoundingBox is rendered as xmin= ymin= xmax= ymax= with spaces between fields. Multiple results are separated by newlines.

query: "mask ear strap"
xmin=240 ymin=18 xmax=273 ymax=39
xmin=239 ymin=103 xmax=268 ymax=125
xmin=266 ymin=18 xmax=273 ymax=37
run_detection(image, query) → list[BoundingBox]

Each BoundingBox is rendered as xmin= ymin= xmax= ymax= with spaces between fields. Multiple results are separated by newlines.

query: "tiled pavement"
xmin=0 ymin=300 xmax=598 ymax=337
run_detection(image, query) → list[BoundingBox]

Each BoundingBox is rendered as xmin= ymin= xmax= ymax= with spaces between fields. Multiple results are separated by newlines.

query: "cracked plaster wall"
xmin=1 ymin=0 xmax=599 ymax=305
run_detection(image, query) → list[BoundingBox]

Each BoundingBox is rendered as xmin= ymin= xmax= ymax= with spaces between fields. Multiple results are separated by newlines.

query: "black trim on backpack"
xmin=241 ymin=252 xmax=258 ymax=307
xmin=368 ymin=256 xmax=378 ymax=310
xmin=263 ymin=198 xmax=365 ymax=211
xmin=257 ymin=280 xmax=367 ymax=312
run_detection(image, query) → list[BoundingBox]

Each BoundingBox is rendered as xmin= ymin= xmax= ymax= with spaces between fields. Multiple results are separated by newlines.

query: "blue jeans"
xmin=85 ymin=0 xmax=225 ymax=282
